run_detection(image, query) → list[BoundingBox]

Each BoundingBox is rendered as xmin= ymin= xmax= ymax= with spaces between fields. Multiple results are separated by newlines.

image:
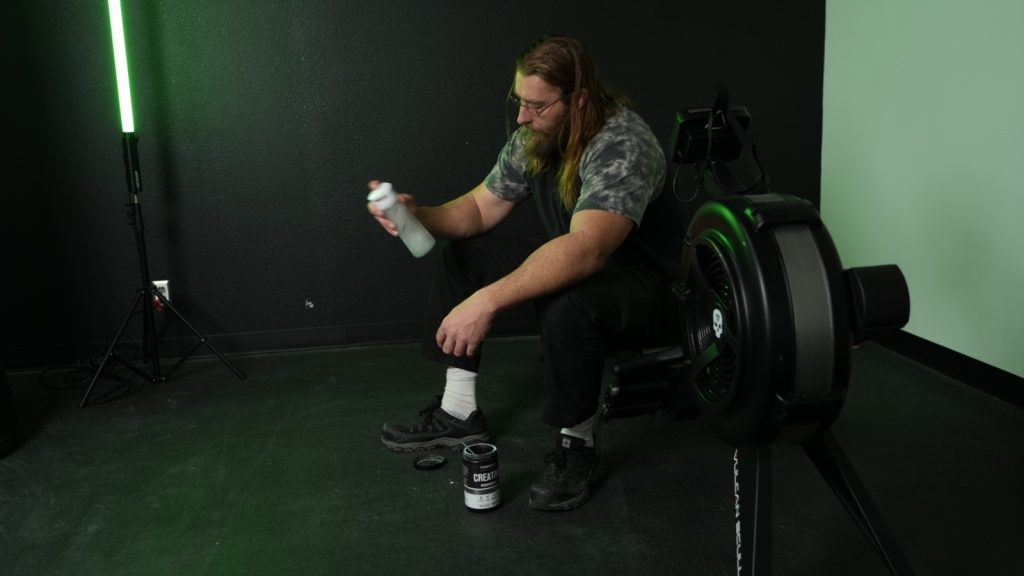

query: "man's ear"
xmin=575 ymin=88 xmax=589 ymax=109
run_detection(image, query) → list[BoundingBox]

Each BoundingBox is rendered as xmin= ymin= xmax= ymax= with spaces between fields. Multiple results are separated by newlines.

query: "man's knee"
xmin=438 ymin=238 xmax=493 ymax=288
xmin=440 ymin=235 xmax=536 ymax=284
xmin=537 ymin=288 xmax=599 ymax=338
xmin=439 ymin=238 xmax=467 ymax=273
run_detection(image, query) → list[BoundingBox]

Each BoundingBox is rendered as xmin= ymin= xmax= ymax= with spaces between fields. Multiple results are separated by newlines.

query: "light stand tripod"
xmin=80 ymin=132 xmax=246 ymax=407
xmin=85 ymin=0 xmax=245 ymax=406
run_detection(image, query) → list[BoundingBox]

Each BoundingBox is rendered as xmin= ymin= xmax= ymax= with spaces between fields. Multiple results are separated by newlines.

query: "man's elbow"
xmin=579 ymin=248 xmax=612 ymax=278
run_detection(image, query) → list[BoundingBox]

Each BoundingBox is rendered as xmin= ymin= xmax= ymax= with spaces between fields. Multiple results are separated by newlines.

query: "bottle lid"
xmin=366 ymin=182 xmax=396 ymax=210
xmin=413 ymin=454 xmax=447 ymax=471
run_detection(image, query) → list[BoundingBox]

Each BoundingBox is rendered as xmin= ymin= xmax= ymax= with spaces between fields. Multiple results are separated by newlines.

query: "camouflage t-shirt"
xmin=484 ymin=108 xmax=667 ymax=237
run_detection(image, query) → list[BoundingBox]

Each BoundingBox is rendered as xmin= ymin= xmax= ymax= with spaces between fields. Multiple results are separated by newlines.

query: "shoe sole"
xmin=381 ymin=433 xmax=490 ymax=453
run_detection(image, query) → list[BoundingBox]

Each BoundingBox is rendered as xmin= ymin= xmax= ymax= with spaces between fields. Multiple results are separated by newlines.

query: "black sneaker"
xmin=529 ymin=434 xmax=601 ymax=511
xmin=381 ymin=396 xmax=489 ymax=452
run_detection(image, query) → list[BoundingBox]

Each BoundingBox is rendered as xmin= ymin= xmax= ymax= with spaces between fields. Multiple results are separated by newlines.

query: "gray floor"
xmin=2 ymin=337 xmax=1022 ymax=575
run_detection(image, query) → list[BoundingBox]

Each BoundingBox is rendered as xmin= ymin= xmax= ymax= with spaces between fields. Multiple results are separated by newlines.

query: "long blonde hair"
xmin=516 ymin=36 xmax=631 ymax=211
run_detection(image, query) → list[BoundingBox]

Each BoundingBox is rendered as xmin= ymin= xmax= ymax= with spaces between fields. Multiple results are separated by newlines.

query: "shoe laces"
xmin=543 ymin=447 xmax=571 ymax=476
xmin=412 ymin=396 xmax=444 ymax=431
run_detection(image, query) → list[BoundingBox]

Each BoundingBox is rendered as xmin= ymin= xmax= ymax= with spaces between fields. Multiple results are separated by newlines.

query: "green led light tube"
xmin=108 ymin=0 xmax=134 ymax=133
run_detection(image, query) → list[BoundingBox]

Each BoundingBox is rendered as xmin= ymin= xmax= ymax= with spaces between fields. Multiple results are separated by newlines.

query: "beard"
xmin=522 ymin=113 xmax=570 ymax=172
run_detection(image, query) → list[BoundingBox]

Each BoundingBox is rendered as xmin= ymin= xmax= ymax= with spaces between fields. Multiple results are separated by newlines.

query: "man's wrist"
xmin=474 ymin=286 xmax=502 ymax=315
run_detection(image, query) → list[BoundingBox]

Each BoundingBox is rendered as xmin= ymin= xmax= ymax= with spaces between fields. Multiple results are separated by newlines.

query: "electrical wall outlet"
xmin=153 ymin=280 xmax=170 ymax=303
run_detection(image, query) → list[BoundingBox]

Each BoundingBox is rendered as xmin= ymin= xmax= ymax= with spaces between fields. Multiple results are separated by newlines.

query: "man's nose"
xmin=516 ymin=105 xmax=531 ymax=125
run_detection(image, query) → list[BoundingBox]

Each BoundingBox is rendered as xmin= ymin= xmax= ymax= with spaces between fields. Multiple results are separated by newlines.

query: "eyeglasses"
xmin=508 ymin=89 xmax=563 ymax=117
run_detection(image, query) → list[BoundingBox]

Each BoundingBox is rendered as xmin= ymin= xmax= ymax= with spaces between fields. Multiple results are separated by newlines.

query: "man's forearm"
xmin=433 ymin=232 xmax=602 ymax=359
xmin=476 ymin=232 xmax=604 ymax=313
xmin=415 ymin=195 xmax=485 ymax=240
xmin=433 ymin=210 xmax=632 ymax=358
xmin=473 ymin=209 xmax=634 ymax=313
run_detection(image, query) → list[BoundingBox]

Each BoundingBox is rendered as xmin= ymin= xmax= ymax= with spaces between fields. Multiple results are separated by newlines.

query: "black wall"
xmin=3 ymin=1 xmax=824 ymax=370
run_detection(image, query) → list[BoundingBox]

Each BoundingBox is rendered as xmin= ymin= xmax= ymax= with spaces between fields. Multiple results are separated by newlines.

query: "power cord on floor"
xmin=38 ymin=344 xmax=142 ymax=404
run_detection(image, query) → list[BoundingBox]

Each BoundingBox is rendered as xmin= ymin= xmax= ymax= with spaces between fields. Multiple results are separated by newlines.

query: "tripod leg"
xmin=142 ymin=285 xmax=163 ymax=382
xmin=734 ymin=445 xmax=772 ymax=576
xmin=802 ymin=430 xmax=915 ymax=576
xmin=155 ymin=292 xmax=246 ymax=381
xmin=81 ymin=290 xmax=145 ymax=408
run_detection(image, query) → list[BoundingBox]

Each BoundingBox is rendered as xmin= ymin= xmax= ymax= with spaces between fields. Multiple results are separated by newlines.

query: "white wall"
xmin=822 ymin=0 xmax=1024 ymax=377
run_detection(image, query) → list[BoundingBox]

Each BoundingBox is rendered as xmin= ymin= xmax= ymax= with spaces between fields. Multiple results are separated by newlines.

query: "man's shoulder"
xmin=602 ymin=108 xmax=656 ymax=136
xmin=585 ymin=108 xmax=663 ymax=161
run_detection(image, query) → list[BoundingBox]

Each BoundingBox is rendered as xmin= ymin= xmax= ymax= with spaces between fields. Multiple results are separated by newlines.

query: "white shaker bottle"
xmin=367 ymin=182 xmax=435 ymax=258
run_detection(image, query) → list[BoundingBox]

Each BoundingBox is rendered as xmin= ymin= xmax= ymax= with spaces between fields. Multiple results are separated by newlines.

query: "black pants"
xmin=421 ymin=234 xmax=680 ymax=428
